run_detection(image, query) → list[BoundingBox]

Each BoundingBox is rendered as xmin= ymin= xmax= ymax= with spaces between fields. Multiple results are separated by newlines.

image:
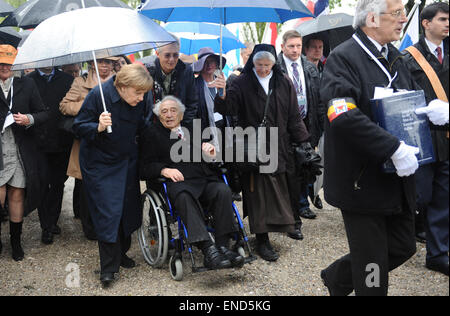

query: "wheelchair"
xmin=137 ymin=171 xmax=257 ymax=281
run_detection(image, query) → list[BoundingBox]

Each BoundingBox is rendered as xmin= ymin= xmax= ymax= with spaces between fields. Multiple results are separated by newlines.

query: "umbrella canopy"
xmin=296 ymin=13 xmax=354 ymax=37
xmin=139 ymin=0 xmax=314 ymax=24
xmin=0 ymin=27 xmax=22 ymax=48
xmin=297 ymin=13 xmax=355 ymax=54
xmin=165 ymin=22 xmax=245 ymax=55
xmin=0 ymin=0 xmax=14 ymax=17
xmin=0 ymin=0 xmax=130 ymax=29
xmin=12 ymin=7 xmax=176 ymax=70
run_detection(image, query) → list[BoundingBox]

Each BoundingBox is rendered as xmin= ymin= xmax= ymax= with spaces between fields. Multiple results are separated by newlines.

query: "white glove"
xmin=415 ymin=99 xmax=449 ymax=126
xmin=391 ymin=141 xmax=420 ymax=177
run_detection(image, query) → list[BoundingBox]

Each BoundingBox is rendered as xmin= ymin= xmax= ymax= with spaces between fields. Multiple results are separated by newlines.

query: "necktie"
xmin=436 ymin=47 xmax=443 ymax=64
xmin=291 ymin=63 xmax=302 ymax=94
xmin=292 ymin=63 xmax=306 ymax=119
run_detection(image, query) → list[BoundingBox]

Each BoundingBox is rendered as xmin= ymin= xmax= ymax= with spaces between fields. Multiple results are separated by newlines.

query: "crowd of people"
xmin=0 ymin=0 xmax=448 ymax=295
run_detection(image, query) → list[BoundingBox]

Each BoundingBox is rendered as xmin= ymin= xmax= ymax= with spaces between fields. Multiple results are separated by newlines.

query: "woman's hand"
xmin=98 ymin=112 xmax=112 ymax=133
xmin=161 ymin=168 xmax=185 ymax=183
xmin=202 ymin=142 xmax=217 ymax=159
xmin=13 ymin=112 xmax=30 ymax=126
xmin=214 ymin=72 xmax=226 ymax=99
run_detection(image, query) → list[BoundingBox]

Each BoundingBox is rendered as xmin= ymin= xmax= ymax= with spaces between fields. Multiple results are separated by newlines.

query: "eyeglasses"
xmin=381 ymin=8 xmax=407 ymax=19
xmin=162 ymin=53 xmax=179 ymax=60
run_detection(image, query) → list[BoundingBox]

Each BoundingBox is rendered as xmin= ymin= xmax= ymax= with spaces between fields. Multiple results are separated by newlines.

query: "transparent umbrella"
xmin=13 ymin=6 xmax=175 ymax=133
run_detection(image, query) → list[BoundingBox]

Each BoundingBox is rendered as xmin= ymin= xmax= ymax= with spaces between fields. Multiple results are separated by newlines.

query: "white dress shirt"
xmin=425 ymin=37 xmax=445 ymax=60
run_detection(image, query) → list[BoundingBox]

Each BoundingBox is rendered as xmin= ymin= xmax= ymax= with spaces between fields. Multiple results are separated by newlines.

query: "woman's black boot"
xmin=10 ymin=221 xmax=24 ymax=261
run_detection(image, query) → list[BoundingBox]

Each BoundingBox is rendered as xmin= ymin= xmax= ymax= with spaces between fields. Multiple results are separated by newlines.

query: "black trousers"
xmin=173 ymin=182 xmax=238 ymax=245
xmin=38 ymin=151 xmax=70 ymax=231
xmin=98 ymin=223 xmax=131 ymax=275
xmin=323 ymin=206 xmax=416 ymax=296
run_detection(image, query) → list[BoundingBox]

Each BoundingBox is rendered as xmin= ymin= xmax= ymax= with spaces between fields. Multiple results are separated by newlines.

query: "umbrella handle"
xmin=91 ymin=51 xmax=112 ymax=134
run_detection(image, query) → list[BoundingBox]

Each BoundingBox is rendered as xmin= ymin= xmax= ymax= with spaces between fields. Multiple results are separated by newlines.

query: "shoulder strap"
xmin=405 ymin=46 xmax=448 ymax=102
xmin=261 ymin=89 xmax=273 ymax=127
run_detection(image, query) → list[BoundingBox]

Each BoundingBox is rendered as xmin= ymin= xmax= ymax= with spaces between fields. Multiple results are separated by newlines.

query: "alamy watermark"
xmin=170 ymin=119 xmax=279 ymax=174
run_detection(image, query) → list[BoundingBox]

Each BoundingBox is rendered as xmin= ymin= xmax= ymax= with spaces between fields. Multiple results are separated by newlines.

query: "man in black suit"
xmin=319 ymin=0 xmax=421 ymax=296
xmin=28 ymin=67 xmax=74 ymax=244
xmin=277 ymin=30 xmax=326 ymax=240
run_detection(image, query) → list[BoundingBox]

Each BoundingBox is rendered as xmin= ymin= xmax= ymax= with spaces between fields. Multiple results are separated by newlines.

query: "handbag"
xmin=233 ymin=89 xmax=273 ymax=171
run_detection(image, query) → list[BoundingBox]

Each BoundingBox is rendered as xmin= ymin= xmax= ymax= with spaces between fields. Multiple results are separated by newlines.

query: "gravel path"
xmin=0 ymin=178 xmax=448 ymax=296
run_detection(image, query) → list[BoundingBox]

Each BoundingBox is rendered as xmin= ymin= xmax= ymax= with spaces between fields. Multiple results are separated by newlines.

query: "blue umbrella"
xmin=140 ymin=0 xmax=314 ymax=88
xmin=165 ymin=22 xmax=245 ymax=55
xmin=139 ymin=0 xmax=314 ymax=24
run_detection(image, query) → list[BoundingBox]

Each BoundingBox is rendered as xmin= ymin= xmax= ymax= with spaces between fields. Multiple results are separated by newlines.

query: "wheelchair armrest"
xmin=156 ymin=177 xmax=169 ymax=183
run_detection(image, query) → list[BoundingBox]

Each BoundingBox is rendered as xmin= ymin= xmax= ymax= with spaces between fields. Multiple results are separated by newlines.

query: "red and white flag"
xmin=262 ymin=23 xmax=279 ymax=46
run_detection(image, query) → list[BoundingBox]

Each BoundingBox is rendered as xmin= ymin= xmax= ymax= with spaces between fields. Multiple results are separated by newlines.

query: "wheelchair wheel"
xmin=169 ymin=255 xmax=183 ymax=281
xmin=138 ymin=191 xmax=169 ymax=268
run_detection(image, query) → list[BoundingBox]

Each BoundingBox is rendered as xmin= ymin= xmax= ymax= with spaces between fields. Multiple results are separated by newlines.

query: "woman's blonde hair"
xmin=114 ymin=64 xmax=153 ymax=92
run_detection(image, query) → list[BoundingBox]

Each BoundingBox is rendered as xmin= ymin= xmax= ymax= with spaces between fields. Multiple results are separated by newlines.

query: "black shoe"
xmin=10 ymin=221 xmax=24 ymax=261
xmin=312 ymin=196 xmax=323 ymax=210
xmin=203 ymin=245 xmax=232 ymax=270
xmin=41 ymin=229 xmax=54 ymax=245
xmin=299 ymin=208 xmax=317 ymax=219
xmin=232 ymin=192 xmax=242 ymax=202
xmin=219 ymin=246 xmax=244 ymax=268
xmin=51 ymin=225 xmax=61 ymax=235
xmin=287 ymin=222 xmax=304 ymax=240
xmin=426 ymin=258 xmax=449 ymax=276
xmin=256 ymin=240 xmax=279 ymax=262
xmin=100 ymin=273 xmax=115 ymax=288
xmin=320 ymin=269 xmax=351 ymax=296
xmin=415 ymin=231 xmax=426 ymax=244
xmin=120 ymin=255 xmax=136 ymax=269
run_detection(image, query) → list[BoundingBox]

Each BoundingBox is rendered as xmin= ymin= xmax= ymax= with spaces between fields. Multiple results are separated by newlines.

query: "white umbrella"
xmin=13 ymin=6 xmax=176 ymax=133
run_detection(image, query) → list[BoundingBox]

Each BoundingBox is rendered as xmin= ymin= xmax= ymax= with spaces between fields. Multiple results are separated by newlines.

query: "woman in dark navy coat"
xmin=73 ymin=64 xmax=153 ymax=288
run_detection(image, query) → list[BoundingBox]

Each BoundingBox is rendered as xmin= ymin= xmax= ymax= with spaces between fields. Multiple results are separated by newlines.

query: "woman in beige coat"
xmin=59 ymin=57 xmax=117 ymax=239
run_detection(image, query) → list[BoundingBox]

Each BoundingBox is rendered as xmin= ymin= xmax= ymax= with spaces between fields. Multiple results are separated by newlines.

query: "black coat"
xmin=215 ymin=64 xmax=310 ymax=175
xmin=403 ymin=36 xmax=449 ymax=162
xmin=278 ymin=54 xmax=326 ymax=147
xmin=73 ymin=77 xmax=149 ymax=243
xmin=139 ymin=121 xmax=221 ymax=200
xmin=0 ymin=76 xmax=49 ymax=215
xmin=320 ymin=28 xmax=420 ymax=215
xmin=27 ymin=69 xmax=74 ymax=152
xmin=146 ymin=59 xmax=199 ymax=124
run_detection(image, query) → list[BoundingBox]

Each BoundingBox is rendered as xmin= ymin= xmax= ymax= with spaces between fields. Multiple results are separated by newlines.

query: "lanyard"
xmin=9 ymin=77 xmax=13 ymax=111
xmin=352 ymin=34 xmax=398 ymax=88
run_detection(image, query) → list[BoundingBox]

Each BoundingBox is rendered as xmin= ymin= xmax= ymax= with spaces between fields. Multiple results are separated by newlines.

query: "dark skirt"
xmin=241 ymin=172 xmax=296 ymax=234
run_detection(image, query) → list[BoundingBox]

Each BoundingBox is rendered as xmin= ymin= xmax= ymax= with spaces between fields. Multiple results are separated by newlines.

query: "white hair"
xmin=353 ymin=0 xmax=388 ymax=29
xmin=153 ymin=96 xmax=186 ymax=117
xmin=157 ymin=33 xmax=181 ymax=53
xmin=253 ymin=51 xmax=276 ymax=65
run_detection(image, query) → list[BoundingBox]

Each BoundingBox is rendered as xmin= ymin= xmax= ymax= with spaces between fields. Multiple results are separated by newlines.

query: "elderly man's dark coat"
xmin=320 ymin=28 xmax=421 ymax=216
xmin=0 ymin=76 xmax=48 ymax=215
xmin=73 ymin=77 xmax=150 ymax=243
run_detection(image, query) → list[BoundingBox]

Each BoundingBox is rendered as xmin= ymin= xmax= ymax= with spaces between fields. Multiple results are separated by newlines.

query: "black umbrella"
xmin=0 ymin=0 xmax=131 ymax=29
xmin=0 ymin=27 xmax=22 ymax=48
xmin=297 ymin=13 xmax=355 ymax=55
xmin=0 ymin=0 xmax=14 ymax=17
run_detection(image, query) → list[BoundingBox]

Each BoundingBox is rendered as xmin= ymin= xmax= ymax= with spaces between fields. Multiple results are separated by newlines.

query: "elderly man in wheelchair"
xmin=139 ymin=96 xmax=245 ymax=271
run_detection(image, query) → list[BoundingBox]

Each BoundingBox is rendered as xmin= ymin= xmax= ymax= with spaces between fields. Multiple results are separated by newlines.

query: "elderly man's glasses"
xmin=381 ymin=8 xmax=407 ymax=19
xmin=163 ymin=53 xmax=179 ymax=60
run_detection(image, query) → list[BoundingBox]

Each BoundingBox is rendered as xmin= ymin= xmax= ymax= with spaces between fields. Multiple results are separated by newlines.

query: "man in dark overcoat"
xmin=319 ymin=0 xmax=423 ymax=296
xmin=145 ymin=38 xmax=198 ymax=124
xmin=28 ymin=67 xmax=74 ymax=245
xmin=403 ymin=2 xmax=449 ymax=276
